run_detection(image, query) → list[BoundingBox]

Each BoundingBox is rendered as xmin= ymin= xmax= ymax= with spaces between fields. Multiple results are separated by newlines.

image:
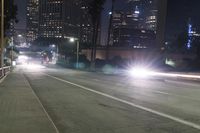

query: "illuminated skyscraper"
xmin=187 ymin=20 xmax=192 ymax=49
xmin=144 ymin=0 xmax=158 ymax=31
xmin=26 ymin=0 xmax=92 ymax=45
xmin=26 ymin=0 xmax=39 ymax=43
xmin=62 ymin=0 xmax=92 ymax=44
xmin=127 ymin=0 xmax=158 ymax=31
xmin=111 ymin=0 xmax=159 ymax=48
xmin=39 ymin=0 xmax=64 ymax=38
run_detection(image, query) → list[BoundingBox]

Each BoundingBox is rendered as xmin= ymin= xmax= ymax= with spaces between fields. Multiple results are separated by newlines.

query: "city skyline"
xmin=14 ymin=0 xmax=200 ymax=43
xmin=26 ymin=0 xmax=93 ymax=46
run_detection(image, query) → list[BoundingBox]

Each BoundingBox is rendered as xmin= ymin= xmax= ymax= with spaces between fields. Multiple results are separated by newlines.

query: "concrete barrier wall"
xmin=81 ymin=48 xmax=157 ymax=61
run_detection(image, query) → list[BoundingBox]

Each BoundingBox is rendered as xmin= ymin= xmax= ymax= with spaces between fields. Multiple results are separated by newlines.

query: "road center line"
xmin=45 ymin=73 xmax=200 ymax=130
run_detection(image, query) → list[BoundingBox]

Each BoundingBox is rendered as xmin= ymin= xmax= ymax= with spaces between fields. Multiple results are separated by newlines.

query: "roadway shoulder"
xmin=0 ymin=71 xmax=57 ymax=133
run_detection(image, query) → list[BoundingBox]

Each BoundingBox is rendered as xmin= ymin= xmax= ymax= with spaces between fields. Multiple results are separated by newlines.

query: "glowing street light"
xmin=49 ymin=44 xmax=58 ymax=63
xmin=129 ymin=67 xmax=154 ymax=78
xmin=69 ymin=37 xmax=79 ymax=69
xmin=134 ymin=6 xmax=140 ymax=14
xmin=51 ymin=44 xmax=56 ymax=48
xmin=69 ymin=37 xmax=75 ymax=43
xmin=18 ymin=34 xmax=22 ymax=37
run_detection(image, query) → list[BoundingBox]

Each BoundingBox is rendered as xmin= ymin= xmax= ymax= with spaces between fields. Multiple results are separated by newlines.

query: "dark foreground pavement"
xmin=0 ymin=70 xmax=57 ymax=133
xmin=1 ymin=66 xmax=200 ymax=133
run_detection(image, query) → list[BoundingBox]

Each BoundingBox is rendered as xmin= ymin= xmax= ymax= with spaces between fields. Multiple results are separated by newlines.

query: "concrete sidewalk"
xmin=0 ymin=71 xmax=56 ymax=133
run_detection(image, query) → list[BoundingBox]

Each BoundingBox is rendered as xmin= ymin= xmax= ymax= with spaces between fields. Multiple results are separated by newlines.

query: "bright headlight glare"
xmin=128 ymin=67 xmax=155 ymax=78
xmin=18 ymin=55 xmax=28 ymax=60
xmin=22 ymin=64 xmax=46 ymax=71
xmin=17 ymin=55 xmax=29 ymax=64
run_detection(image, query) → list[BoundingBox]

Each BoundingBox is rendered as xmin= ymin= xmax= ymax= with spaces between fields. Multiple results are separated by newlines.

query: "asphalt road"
xmin=16 ymin=65 xmax=200 ymax=132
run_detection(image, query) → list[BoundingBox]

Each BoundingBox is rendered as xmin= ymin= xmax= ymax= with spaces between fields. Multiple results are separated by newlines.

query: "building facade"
xmin=111 ymin=0 xmax=159 ymax=48
xmin=26 ymin=0 xmax=92 ymax=46
xmin=127 ymin=0 xmax=158 ymax=31
xmin=62 ymin=0 xmax=92 ymax=44
xmin=144 ymin=0 xmax=158 ymax=31
xmin=26 ymin=0 xmax=39 ymax=43
xmin=39 ymin=0 xmax=64 ymax=39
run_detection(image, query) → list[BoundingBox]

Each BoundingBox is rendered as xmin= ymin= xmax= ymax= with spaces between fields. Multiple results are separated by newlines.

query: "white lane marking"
xmin=24 ymin=74 xmax=60 ymax=133
xmin=165 ymin=79 xmax=200 ymax=87
xmin=45 ymin=73 xmax=200 ymax=130
xmin=153 ymin=90 xmax=200 ymax=102
xmin=153 ymin=91 xmax=169 ymax=95
xmin=93 ymin=78 xmax=101 ymax=82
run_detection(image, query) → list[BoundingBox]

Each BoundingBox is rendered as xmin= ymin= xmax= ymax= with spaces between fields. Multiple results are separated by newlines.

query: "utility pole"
xmin=76 ymin=40 xmax=79 ymax=69
xmin=11 ymin=37 xmax=14 ymax=66
xmin=1 ymin=0 xmax=4 ymax=76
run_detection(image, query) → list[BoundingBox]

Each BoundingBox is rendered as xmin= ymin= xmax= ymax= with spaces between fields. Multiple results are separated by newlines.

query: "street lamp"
xmin=69 ymin=38 xmax=75 ymax=43
xmin=11 ymin=37 xmax=14 ymax=67
xmin=18 ymin=34 xmax=22 ymax=37
xmin=50 ymin=44 xmax=59 ymax=63
xmin=69 ymin=37 xmax=79 ymax=69
xmin=17 ymin=34 xmax=23 ymax=46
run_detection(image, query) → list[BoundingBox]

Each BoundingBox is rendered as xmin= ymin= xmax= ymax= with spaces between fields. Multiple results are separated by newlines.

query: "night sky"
xmin=14 ymin=0 xmax=200 ymax=42
xmin=14 ymin=0 xmax=27 ymax=29
xmin=166 ymin=0 xmax=200 ymax=41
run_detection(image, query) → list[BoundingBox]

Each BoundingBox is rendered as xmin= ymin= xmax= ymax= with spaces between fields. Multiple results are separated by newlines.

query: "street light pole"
xmin=1 ymin=0 xmax=4 ymax=76
xmin=11 ymin=37 xmax=13 ymax=67
xmin=56 ymin=44 xmax=59 ymax=62
xmin=69 ymin=37 xmax=79 ymax=69
xmin=76 ymin=40 xmax=79 ymax=69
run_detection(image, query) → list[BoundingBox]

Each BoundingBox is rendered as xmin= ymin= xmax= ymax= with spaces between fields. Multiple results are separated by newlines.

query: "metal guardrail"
xmin=0 ymin=66 xmax=11 ymax=79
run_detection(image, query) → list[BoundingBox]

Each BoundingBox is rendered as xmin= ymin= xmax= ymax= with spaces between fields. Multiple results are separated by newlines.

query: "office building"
xmin=26 ymin=0 xmax=39 ymax=43
xmin=127 ymin=0 xmax=158 ymax=31
xmin=111 ymin=0 xmax=159 ymax=48
xmin=26 ymin=0 xmax=92 ymax=45
xmin=144 ymin=0 xmax=158 ymax=31
xmin=39 ymin=0 xmax=64 ymax=38
xmin=62 ymin=0 xmax=92 ymax=44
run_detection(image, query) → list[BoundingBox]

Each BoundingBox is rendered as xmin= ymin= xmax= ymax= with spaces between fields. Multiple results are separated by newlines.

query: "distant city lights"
xmin=134 ymin=6 xmax=140 ymax=14
xmin=187 ymin=23 xmax=192 ymax=49
xmin=134 ymin=10 xmax=140 ymax=14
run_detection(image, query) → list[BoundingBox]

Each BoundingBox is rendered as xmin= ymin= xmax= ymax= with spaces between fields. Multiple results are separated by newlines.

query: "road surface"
xmin=1 ymin=65 xmax=200 ymax=133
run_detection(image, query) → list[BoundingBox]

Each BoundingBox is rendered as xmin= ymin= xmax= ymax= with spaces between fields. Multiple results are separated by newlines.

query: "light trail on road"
xmin=153 ymin=72 xmax=200 ymax=79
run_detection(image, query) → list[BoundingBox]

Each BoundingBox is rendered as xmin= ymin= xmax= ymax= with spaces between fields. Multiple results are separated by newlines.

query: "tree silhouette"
xmin=106 ymin=0 xmax=115 ymax=61
xmin=88 ymin=0 xmax=106 ymax=69
xmin=4 ymin=0 xmax=18 ymax=32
